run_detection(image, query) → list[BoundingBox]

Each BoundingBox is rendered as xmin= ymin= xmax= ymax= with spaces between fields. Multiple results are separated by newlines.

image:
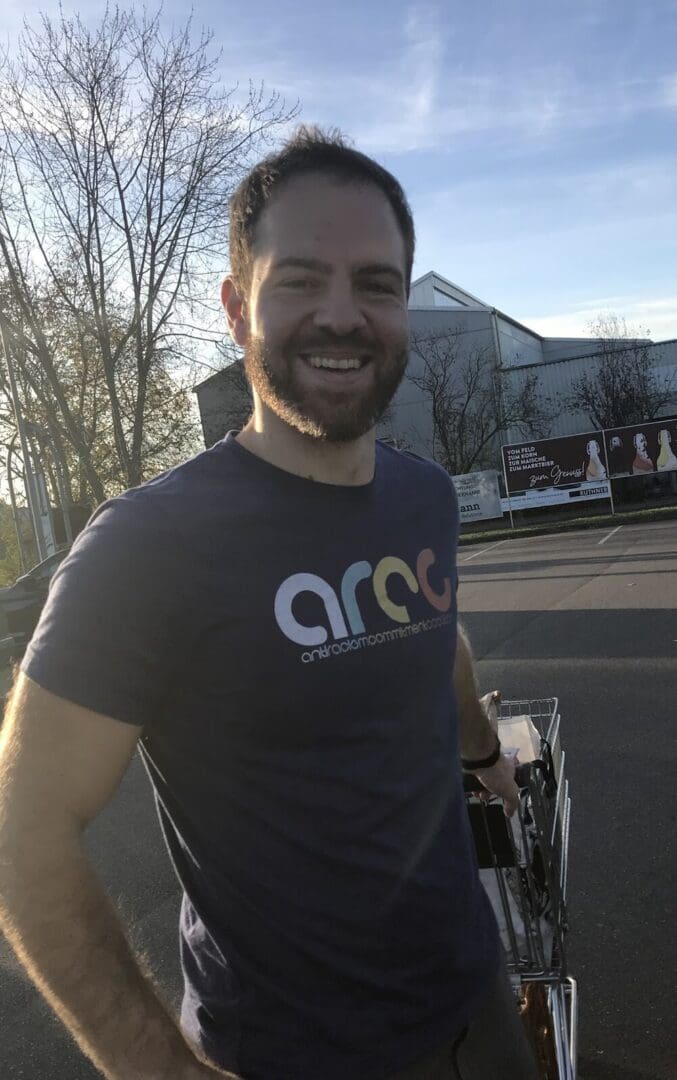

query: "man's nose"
xmin=312 ymin=282 xmax=367 ymax=336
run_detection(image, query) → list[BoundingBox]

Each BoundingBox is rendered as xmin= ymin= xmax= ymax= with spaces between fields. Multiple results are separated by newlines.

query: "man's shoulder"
xmin=377 ymin=441 xmax=456 ymax=493
xmin=95 ymin=438 xmax=238 ymax=525
xmin=129 ymin=438 xmax=234 ymax=500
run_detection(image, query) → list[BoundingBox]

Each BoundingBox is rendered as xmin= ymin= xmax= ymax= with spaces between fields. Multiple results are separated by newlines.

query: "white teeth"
xmin=306 ymin=356 xmax=362 ymax=370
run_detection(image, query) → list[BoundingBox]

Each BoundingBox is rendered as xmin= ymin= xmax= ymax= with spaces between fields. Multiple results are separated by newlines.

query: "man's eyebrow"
xmin=270 ymin=257 xmax=332 ymax=273
xmin=354 ymin=263 xmax=405 ymax=285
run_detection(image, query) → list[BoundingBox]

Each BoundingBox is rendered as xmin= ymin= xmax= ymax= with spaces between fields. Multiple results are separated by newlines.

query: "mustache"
xmin=287 ymin=333 xmax=377 ymax=354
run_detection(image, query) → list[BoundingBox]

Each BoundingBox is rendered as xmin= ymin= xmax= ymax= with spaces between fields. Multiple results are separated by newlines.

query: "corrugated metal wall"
xmin=502 ymin=339 xmax=677 ymax=443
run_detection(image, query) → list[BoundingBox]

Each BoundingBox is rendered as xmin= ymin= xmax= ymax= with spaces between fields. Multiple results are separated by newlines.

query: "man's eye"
xmin=282 ymin=278 xmax=317 ymax=290
xmin=362 ymin=281 xmax=395 ymax=295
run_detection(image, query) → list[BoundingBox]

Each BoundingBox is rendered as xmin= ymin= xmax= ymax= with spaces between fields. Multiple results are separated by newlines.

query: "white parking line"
xmin=510 ymin=529 xmax=592 ymax=544
xmin=598 ymin=525 xmax=622 ymax=546
xmin=461 ymin=539 xmax=508 ymax=563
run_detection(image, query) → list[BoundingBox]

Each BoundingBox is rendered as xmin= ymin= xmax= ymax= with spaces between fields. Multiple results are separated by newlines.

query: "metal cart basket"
xmin=464 ymin=697 xmax=577 ymax=1080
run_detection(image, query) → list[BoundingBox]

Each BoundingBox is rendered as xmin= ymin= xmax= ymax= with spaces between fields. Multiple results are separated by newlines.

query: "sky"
xmin=2 ymin=0 xmax=676 ymax=340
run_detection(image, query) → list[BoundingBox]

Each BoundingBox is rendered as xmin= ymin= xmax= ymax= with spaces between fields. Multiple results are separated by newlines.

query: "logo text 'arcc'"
xmin=274 ymin=548 xmax=452 ymax=647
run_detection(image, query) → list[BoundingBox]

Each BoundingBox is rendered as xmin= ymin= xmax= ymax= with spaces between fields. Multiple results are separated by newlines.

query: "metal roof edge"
xmin=409 ymin=270 xmax=490 ymax=308
xmin=192 ymin=359 xmax=243 ymax=393
xmin=500 ymin=337 xmax=676 ymax=372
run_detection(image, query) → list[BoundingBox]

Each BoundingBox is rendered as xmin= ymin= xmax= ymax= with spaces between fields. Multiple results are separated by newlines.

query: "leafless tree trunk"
xmin=408 ymin=329 xmax=551 ymax=476
xmin=563 ymin=314 xmax=676 ymax=429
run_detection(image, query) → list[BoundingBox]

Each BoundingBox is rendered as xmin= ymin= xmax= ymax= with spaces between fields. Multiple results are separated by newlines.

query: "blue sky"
xmin=3 ymin=0 xmax=676 ymax=339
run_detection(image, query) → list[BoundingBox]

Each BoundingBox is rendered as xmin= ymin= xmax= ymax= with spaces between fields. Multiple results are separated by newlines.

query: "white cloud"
xmin=330 ymin=5 xmax=451 ymax=154
xmin=223 ymin=4 xmax=569 ymax=155
xmin=521 ymin=297 xmax=677 ymax=342
xmin=349 ymin=19 xmax=569 ymax=154
xmin=330 ymin=34 xmax=677 ymax=155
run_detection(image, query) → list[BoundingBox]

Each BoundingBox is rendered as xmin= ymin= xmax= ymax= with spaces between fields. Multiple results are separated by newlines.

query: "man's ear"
xmin=221 ymin=277 xmax=248 ymax=348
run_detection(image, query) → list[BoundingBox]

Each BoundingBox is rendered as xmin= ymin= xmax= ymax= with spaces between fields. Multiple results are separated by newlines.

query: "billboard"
xmin=453 ymin=470 xmax=503 ymax=522
xmin=501 ymin=481 xmax=610 ymax=512
xmin=604 ymin=418 xmax=677 ymax=477
xmin=502 ymin=432 xmax=609 ymax=494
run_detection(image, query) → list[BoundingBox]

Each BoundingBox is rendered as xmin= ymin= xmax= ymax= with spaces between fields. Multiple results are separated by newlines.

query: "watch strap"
xmin=461 ymin=732 xmax=502 ymax=771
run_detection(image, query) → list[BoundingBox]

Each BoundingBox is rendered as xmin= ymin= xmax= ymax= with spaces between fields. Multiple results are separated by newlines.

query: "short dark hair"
xmin=229 ymin=125 xmax=415 ymax=292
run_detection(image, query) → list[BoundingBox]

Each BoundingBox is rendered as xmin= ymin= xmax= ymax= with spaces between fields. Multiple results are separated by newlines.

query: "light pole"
xmin=6 ymin=433 xmax=30 ymax=573
xmin=25 ymin=421 xmax=73 ymax=547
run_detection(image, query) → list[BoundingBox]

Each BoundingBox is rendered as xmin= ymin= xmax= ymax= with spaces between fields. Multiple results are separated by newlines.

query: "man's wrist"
xmin=461 ymin=731 xmax=501 ymax=772
xmin=459 ymin=702 xmax=499 ymax=764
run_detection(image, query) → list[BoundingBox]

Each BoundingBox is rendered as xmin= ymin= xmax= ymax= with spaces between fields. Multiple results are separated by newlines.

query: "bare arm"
xmin=454 ymin=623 xmax=496 ymax=761
xmin=454 ymin=624 xmax=519 ymax=816
xmin=0 ymin=673 xmax=230 ymax=1080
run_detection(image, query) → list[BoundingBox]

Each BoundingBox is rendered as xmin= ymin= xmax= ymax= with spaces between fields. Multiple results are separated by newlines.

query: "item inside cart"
xmin=496 ymin=712 xmax=542 ymax=763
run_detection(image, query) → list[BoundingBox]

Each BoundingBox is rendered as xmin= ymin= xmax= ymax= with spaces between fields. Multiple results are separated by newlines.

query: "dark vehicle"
xmin=0 ymin=549 xmax=69 ymax=665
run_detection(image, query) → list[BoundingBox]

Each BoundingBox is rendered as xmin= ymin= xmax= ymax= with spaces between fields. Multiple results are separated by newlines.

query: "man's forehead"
xmin=252 ymin=174 xmax=405 ymax=259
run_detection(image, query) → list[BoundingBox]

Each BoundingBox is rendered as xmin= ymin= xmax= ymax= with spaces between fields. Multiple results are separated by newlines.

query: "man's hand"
xmin=472 ymin=753 xmax=520 ymax=818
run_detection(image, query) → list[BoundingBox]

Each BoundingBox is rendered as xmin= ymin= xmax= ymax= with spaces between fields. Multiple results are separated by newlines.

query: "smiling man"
xmin=225 ymin=171 xmax=410 ymax=456
xmin=0 ymin=128 xmax=537 ymax=1080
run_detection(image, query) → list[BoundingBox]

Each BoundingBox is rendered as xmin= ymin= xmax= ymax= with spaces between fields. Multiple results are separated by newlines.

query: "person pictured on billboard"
xmin=632 ymin=432 xmax=654 ymax=474
xmin=607 ymin=435 xmax=629 ymax=477
xmin=657 ymin=429 xmax=677 ymax=471
xmin=584 ymin=439 xmax=607 ymax=480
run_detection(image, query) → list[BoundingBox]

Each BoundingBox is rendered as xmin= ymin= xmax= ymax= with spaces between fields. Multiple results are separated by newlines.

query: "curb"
xmin=458 ymin=505 xmax=677 ymax=545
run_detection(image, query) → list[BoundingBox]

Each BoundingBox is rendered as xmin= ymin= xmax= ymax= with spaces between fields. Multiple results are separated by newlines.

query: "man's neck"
xmin=236 ymin=409 xmax=376 ymax=487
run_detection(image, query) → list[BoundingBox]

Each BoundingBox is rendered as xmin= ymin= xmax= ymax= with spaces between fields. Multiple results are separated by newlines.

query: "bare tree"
xmin=375 ymin=403 xmax=414 ymax=452
xmin=0 ymin=6 xmax=296 ymax=500
xmin=563 ymin=314 xmax=676 ymax=429
xmin=407 ymin=330 xmax=551 ymax=476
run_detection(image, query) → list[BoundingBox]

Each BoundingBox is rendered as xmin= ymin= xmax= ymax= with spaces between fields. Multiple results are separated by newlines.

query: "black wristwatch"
xmin=461 ymin=732 xmax=502 ymax=772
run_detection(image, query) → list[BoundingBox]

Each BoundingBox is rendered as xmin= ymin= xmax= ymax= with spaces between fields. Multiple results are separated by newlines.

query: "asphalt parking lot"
xmin=458 ymin=520 xmax=677 ymax=1080
xmin=1 ymin=520 xmax=676 ymax=1079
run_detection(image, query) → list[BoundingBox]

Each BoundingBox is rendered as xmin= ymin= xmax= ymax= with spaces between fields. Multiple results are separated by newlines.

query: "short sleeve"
xmin=21 ymin=496 xmax=187 ymax=728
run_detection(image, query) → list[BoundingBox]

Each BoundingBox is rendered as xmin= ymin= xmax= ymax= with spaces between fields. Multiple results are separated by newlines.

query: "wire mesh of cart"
xmin=463 ymin=697 xmax=578 ymax=1080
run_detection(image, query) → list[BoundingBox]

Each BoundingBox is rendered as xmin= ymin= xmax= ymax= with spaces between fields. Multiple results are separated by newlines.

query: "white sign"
xmin=501 ymin=480 xmax=611 ymax=512
xmin=453 ymin=470 xmax=504 ymax=522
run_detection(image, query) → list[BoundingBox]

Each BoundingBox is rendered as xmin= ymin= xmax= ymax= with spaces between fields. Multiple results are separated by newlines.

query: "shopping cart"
xmin=463 ymin=697 xmax=577 ymax=1080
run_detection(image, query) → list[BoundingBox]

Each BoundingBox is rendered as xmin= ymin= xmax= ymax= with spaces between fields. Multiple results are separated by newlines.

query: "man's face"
xmin=226 ymin=173 xmax=410 ymax=442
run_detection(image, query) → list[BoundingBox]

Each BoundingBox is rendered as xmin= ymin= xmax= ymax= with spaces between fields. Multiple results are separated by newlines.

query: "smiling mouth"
xmin=300 ymin=354 xmax=369 ymax=372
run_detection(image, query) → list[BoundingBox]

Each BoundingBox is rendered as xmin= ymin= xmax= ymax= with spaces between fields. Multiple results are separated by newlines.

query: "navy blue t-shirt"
xmin=23 ymin=435 xmax=499 ymax=1080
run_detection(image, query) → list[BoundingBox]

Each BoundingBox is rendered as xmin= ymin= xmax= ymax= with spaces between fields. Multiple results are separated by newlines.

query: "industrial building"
xmin=194 ymin=271 xmax=677 ymax=460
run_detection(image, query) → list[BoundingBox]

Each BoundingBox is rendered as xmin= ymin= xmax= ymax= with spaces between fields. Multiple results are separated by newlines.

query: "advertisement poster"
xmin=604 ymin=418 xmax=677 ymax=477
xmin=501 ymin=481 xmax=611 ymax=512
xmin=453 ymin=470 xmax=503 ymax=522
xmin=502 ymin=432 xmax=608 ymax=494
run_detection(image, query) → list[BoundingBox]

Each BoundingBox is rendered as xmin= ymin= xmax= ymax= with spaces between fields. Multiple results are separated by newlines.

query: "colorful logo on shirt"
xmin=274 ymin=547 xmax=452 ymax=649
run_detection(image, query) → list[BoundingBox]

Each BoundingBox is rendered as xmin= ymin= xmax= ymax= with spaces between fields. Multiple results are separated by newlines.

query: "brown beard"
xmin=243 ymin=336 xmax=408 ymax=443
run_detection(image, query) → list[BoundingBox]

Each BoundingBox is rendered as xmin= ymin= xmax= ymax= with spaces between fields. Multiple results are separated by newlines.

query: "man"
xmin=0 ymin=128 xmax=538 ymax=1079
